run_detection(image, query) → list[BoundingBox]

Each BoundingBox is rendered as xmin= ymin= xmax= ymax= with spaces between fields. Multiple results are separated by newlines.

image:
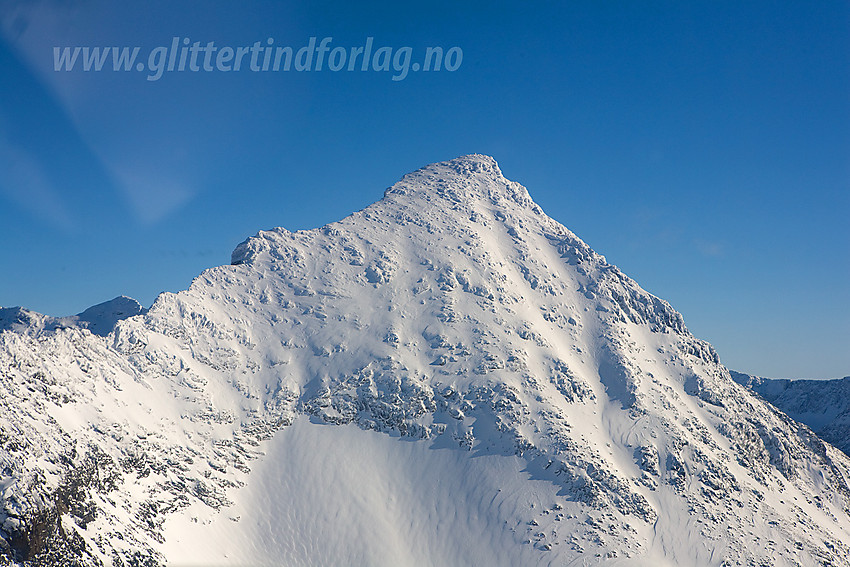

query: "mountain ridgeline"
xmin=732 ymin=370 xmax=850 ymax=457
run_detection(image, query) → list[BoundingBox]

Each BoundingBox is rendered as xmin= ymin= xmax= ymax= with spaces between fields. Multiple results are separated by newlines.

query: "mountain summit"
xmin=1 ymin=156 xmax=849 ymax=566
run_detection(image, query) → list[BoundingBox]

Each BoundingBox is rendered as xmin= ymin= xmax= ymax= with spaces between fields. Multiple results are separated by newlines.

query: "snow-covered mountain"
xmin=732 ymin=370 xmax=850 ymax=457
xmin=0 ymin=296 xmax=145 ymax=337
xmin=2 ymin=155 xmax=850 ymax=566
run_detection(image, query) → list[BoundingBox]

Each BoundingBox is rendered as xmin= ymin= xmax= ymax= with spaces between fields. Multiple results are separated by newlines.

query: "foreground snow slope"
xmin=2 ymin=155 xmax=850 ymax=566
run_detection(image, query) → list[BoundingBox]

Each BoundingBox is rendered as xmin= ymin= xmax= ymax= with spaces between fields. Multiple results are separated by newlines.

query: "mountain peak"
xmin=0 ymin=296 xmax=146 ymax=337
xmin=406 ymin=153 xmax=503 ymax=181
xmin=381 ymin=154 xmax=538 ymax=212
xmin=438 ymin=152 xmax=501 ymax=171
xmin=76 ymin=296 xmax=147 ymax=336
xmin=232 ymin=155 xmax=543 ymax=267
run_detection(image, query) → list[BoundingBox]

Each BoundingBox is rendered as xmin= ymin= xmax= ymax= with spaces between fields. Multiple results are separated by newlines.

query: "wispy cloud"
xmin=1 ymin=0 xmax=199 ymax=227
xmin=110 ymin=163 xmax=195 ymax=225
xmin=0 ymin=132 xmax=75 ymax=231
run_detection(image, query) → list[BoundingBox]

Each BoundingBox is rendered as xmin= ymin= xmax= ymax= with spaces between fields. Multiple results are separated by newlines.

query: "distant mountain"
xmin=732 ymin=370 xmax=850 ymax=456
xmin=1 ymin=155 xmax=849 ymax=566
xmin=0 ymin=296 xmax=146 ymax=337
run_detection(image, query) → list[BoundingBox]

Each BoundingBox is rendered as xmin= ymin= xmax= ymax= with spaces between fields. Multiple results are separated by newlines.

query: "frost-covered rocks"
xmin=1 ymin=155 xmax=850 ymax=566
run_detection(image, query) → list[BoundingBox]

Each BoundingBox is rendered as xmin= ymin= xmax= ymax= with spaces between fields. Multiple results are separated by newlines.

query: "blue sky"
xmin=0 ymin=1 xmax=847 ymax=379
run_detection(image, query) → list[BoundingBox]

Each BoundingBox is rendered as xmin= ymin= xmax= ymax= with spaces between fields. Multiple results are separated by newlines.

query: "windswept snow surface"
xmin=161 ymin=417 xmax=569 ymax=567
xmin=2 ymin=155 xmax=850 ymax=566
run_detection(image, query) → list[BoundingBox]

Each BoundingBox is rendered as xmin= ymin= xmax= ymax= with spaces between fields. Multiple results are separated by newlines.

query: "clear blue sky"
xmin=0 ymin=1 xmax=847 ymax=379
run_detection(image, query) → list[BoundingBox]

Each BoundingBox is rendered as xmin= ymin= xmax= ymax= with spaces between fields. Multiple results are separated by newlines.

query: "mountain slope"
xmin=1 ymin=155 xmax=849 ymax=566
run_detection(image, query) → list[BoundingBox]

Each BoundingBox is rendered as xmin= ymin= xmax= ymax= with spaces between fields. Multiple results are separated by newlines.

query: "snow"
xmin=161 ymin=416 xmax=565 ymax=567
xmin=0 ymin=296 xmax=145 ymax=337
xmin=732 ymin=370 xmax=850 ymax=455
xmin=76 ymin=296 xmax=147 ymax=336
xmin=1 ymin=154 xmax=850 ymax=566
